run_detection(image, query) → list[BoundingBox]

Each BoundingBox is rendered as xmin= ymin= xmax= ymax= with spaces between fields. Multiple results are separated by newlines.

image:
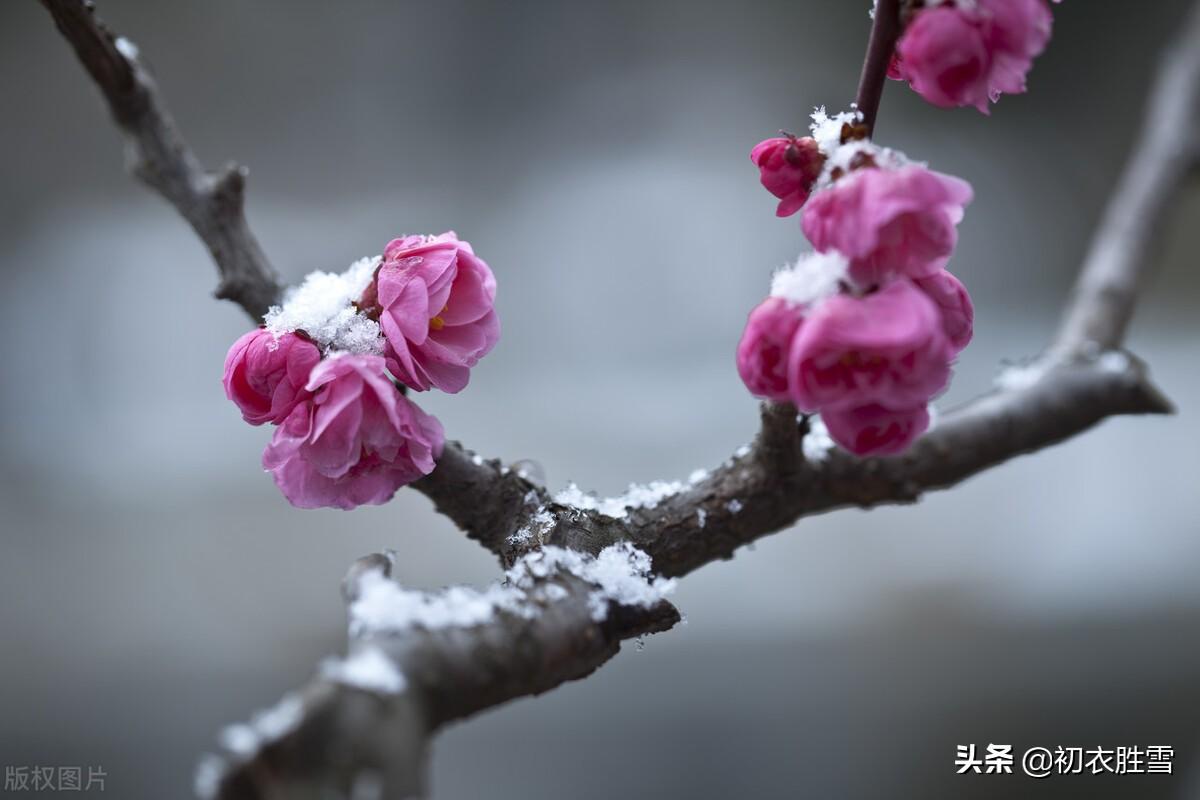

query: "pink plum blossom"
xmin=914 ymin=270 xmax=974 ymax=353
xmin=736 ymin=297 xmax=806 ymax=402
xmin=891 ymin=0 xmax=1054 ymax=113
xmin=262 ymin=354 xmax=444 ymax=510
xmin=821 ymin=403 xmax=931 ymax=457
xmin=369 ymin=232 xmax=500 ymax=393
xmin=787 ymin=280 xmax=953 ymax=413
xmin=222 ymin=329 xmax=321 ymax=425
xmin=750 ymin=135 xmax=825 ymax=217
xmin=801 ymin=165 xmax=973 ymax=287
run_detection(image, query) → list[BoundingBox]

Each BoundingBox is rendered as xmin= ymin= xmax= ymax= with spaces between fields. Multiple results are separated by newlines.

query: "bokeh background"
xmin=2 ymin=1 xmax=1199 ymax=797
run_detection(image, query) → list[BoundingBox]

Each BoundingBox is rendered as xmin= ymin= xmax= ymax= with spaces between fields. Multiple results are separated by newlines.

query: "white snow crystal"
xmin=517 ymin=543 xmax=677 ymax=622
xmin=347 ymin=543 xmax=676 ymax=634
xmin=321 ymin=646 xmax=407 ymax=694
xmin=770 ymin=251 xmax=849 ymax=307
xmin=810 ymin=105 xmax=863 ymax=152
xmin=802 ymin=414 xmax=837 ymax=462
xmin=734 ymin=444 xmax=752 ymax=459
xmin=264 ymin=255 xmax=384 ymax=355
xmin=194 ymin=755 xmax=226 ymax=800
xmin=1098 ymin=350 xmax=1131 ymax=374
xmin=507 ymin=507 xmax=555 ymax=547
xmin=995 ymin=359 xmax=1047 ymax=392
xmin=726 ymin=499 xmax=744 ymax=514
xmin=553 ymin=480 xmax=684 ymax=519
xmin=349 ymin=569 xmax=526 ymax=636
xmin=696 ymin=508 xmax=707 ymax=528
xmin=217 ymin=692 xmax=303 ymax=758
xmin=808 ymin=106 xmax=915 ymax=190
xmin=114 ymin=37 xmax=139 ymax=60
xmin=687 ymin=468 xmax=709 ymax=484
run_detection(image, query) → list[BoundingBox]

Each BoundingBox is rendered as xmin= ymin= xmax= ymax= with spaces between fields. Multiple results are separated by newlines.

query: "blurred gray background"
xmin=3 ymin=1 xmax=1199 ymax=798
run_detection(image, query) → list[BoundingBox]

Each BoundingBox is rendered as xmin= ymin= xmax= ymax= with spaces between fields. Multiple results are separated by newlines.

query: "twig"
xmin=1053 ymin=0 xmax=1200 ymax=356
xmin=39 ymin=0 xmax=281 ymax=319
xmin=855 ymin=0 xmax=902 ymax=134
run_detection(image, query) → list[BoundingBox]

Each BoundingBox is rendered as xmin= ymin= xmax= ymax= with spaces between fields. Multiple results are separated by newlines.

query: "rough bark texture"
xmin=40 ymin=0 xmax=1200 ymax=797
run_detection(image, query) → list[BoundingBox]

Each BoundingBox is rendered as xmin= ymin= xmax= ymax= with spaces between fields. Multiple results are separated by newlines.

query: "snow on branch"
xmin=38 ymin=0 xmax=1200 ymax=796
xmin=198 ymin=546 xmax=678 ymax=799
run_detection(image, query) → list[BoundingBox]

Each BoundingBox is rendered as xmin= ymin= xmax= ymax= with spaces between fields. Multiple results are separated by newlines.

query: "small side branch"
xmin=40 ymin=0 xmax=282 ymax=319
xmin=1053 ymin=0 xmax=1200 ymax=355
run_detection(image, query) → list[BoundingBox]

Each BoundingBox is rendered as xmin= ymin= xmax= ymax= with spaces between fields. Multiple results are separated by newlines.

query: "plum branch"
xmin=39 ymin=0 xmax=1197 ymax=797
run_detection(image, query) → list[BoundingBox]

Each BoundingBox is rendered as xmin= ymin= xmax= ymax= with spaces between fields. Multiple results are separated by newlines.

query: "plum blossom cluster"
xmin=888 ymin=0 xmax=1059 ymax=113
xmin=223 ymin=232 xmax=499 ymax=509
xmin=741 ymin=109 xmax=973 ymax=456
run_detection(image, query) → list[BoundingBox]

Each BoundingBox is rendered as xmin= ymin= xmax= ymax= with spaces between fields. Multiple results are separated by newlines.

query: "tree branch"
xmin=1053 ymin=0 xmax=1200 ymax=356
xmin=40 ymin=0 xmax=1199 ymax=796
xmin=855 ymin=0 xmax=902 ymax=135
xmin=203 ymin=549 xmax=678 ymax=800
xmin=40 ymin=0 xmax=282 ymax=319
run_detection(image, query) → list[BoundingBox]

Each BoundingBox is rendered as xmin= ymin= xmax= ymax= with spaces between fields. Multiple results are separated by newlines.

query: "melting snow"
xmin=803 ymin=415 xmax=837 ymax=462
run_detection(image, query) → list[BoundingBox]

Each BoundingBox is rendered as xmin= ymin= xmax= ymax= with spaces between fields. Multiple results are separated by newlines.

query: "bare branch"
xmin=855 ymin=0 xmax=902 ymax=135
xmin=40 ymin=0 xmax=282 ymax=319
xmin=1053 ymin=0 xmax=1200 ymax=355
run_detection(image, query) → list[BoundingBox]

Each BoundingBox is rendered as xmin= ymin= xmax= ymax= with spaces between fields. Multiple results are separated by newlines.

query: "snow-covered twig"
xmin=200 ymin=548 xmax=678 ymax=800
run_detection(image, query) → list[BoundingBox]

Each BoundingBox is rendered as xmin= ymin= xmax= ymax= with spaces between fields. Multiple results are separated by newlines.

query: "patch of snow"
xmin=696 ymin=508 xmax=707 ymax=528
xmin=348 ymin=544 xmax=675 ymax=634
xmin=194 ymin=755 xmax=226 ymax=800
xmin=349 ymin=570 xmax=526 ymax=636
xmin=517 ymin=543 xmax=677 ymax=621
xmin=553 ymin=479 xmax=684 ymax=519
xmin=321 ymin=646 xmax=407 ymax=694
xmin=770 ymin=251 xmax=849 ymax=307
xmin=726 ymin=499 xmax=744 ymax=514
xmin=803 ymin=415 xmax=837 ymax=462
xmin=734 ymin=444 xmax=752 ymax=458
xmin=995 ymin=359 xmax=1047 ymax=392
xmin=217 ymin=692 xmax=303 ymax=759
xmin=114 ymin=37 xmax=139 ymax=60
xmin=1098 ymin=350 xmax=1131 ymax=374
xmin=264 ymin=255 xmax=384 ymax=356
xmin=507 ymin=507 xmax=555 ymax=547
xmin=687 ymin=468 xmax=709 ymax=484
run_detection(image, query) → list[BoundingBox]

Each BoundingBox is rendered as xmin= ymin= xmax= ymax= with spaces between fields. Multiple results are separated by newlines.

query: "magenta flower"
xmin=787 ymin=280 xmax=953 ymax=413
xmin=822 ymin=403 xmax=931 ymax=457
xmin=736 ymin=297 xmax=806 ymax=402
xmin=372 ymin=232 xmax=500 ymax=393
xmin=750 ymin=135 xmax=826 ymax=217
xmin=801 ymin=165 xmax=973 ymax=287
xmin=981 ymin=0 xmax=1054 ymax=100
xmin=223 ymin=329 xmax=321 ymax=425
xmin=262 ymin=354 xmax=444 ymax=510
xmin=914 ymin=270 xmax=974 ymax=353
xmin=891 ymin=0 xmax=1054 ymax=113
